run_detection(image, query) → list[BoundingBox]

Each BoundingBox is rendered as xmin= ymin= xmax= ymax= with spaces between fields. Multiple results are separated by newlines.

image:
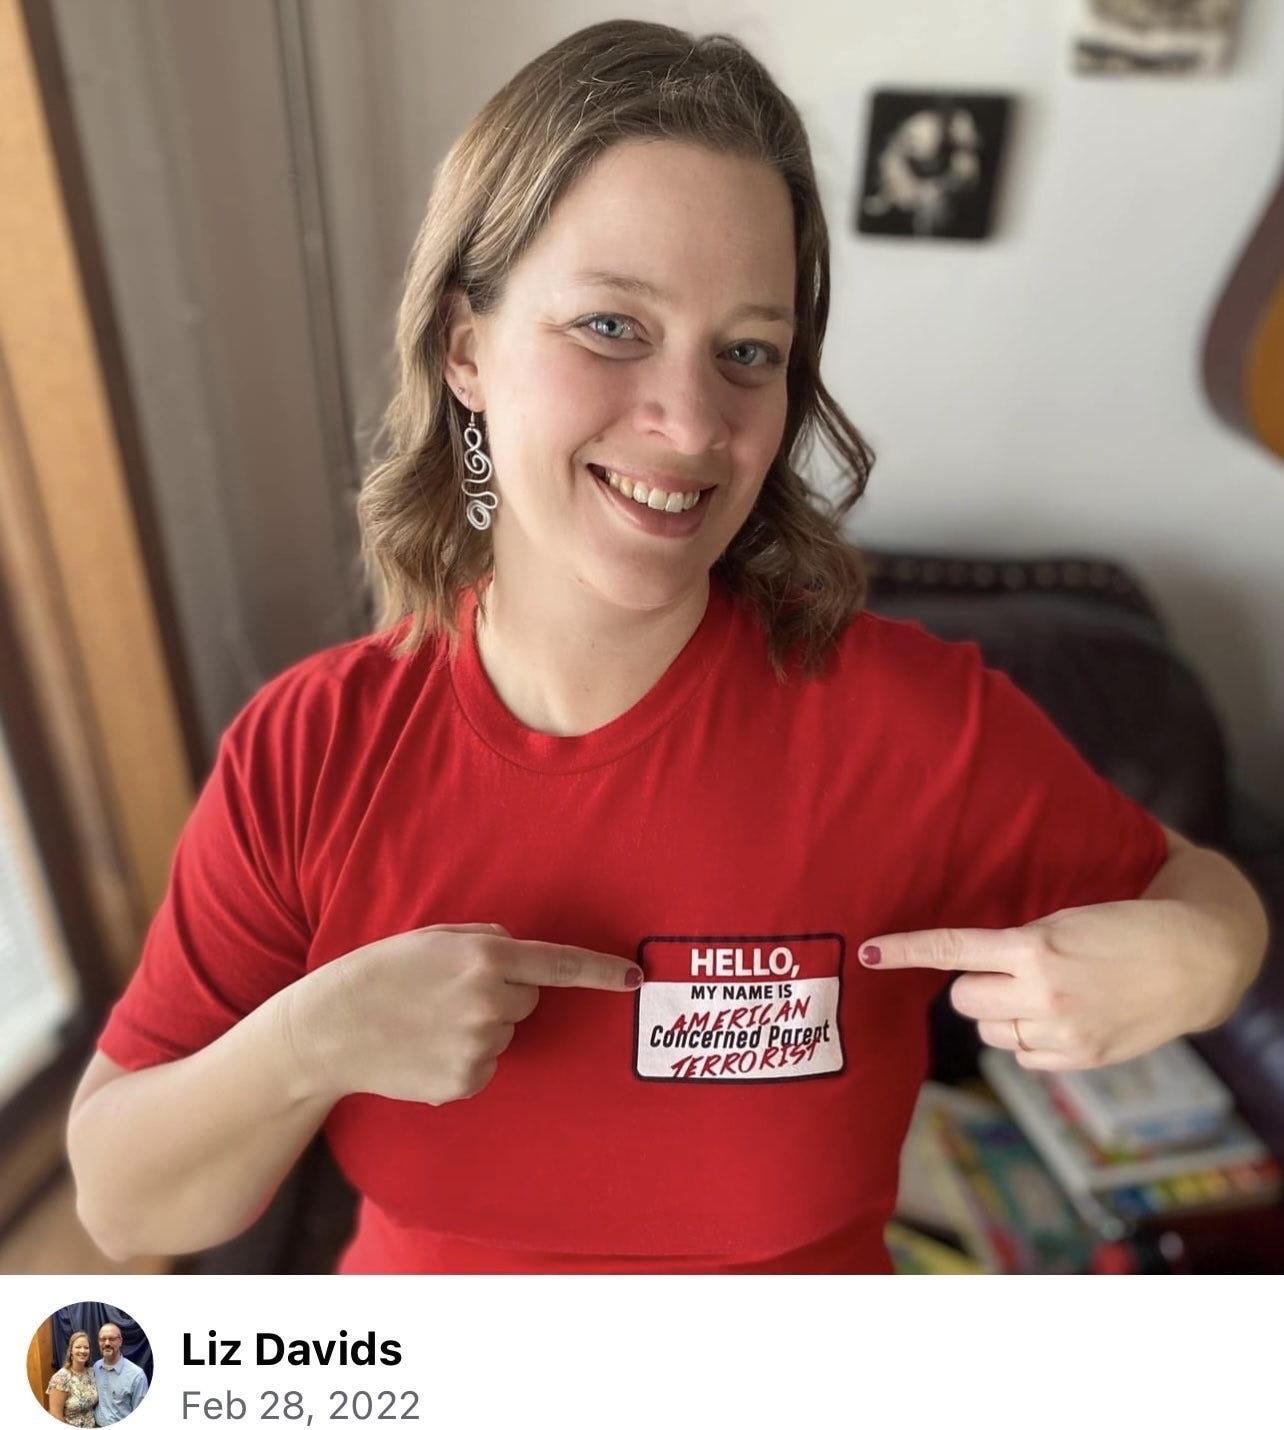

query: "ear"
xmin=442 ymin=287 xmax=484 ymax=410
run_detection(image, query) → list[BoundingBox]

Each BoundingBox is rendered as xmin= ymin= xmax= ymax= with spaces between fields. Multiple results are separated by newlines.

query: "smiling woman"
xmin=45 ymin=1331 xmax=96 ymax=1427
xmin=439 ymin=136 xmax=806 ymax=685
xmin=357 ymin=20 xmax=873 ymax=694
xmin=67 ymin=18 xmax=1264 ymax=1276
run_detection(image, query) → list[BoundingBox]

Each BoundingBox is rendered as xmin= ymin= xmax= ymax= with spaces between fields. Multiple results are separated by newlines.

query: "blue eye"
xmin=575 ymin=314 xmax=784 ymax=372
xmin=579 ymin=313 xmax=638 ymax=342
xmin=725 ymin=341 xmax=782 ymax=368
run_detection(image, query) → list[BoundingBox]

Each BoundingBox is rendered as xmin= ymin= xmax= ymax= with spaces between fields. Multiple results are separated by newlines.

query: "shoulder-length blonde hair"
xmin=62 ymin=1332 xmax=91 ymax=1371
xmin=358 ymin=18 xmax=872 ymax=674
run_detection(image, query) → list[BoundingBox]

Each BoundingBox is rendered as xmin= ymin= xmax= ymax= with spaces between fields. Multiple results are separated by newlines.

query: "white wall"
xmin=311 ymin=0 xmax=1284 ymax=814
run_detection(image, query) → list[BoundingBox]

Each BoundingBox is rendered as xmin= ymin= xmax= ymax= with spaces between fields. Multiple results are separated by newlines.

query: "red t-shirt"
xmin=98 ymin=579 xmax=1169 ymax=1272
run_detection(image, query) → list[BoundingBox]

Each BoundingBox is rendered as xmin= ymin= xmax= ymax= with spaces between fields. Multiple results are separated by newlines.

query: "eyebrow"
xmin=568 ymin=268 xmax=795 ymax=328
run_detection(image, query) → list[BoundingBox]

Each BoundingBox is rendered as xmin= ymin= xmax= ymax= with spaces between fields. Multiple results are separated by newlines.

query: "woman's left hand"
xmin=858 ymin=896 xmax=1251 ymax=1072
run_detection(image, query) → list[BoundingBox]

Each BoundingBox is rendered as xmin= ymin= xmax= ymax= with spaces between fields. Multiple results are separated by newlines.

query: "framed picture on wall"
xmin=1071 ymin=0 xmax=1242 ymax=76
xmin=855 ymin=90 xmax=1013 ymax=241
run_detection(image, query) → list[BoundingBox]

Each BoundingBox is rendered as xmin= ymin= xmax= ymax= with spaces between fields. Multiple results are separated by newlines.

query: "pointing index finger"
xmin=498 ymin=939 xmax=643 ymax=992
xmin=860 ymin=926 xmax=1028 ymax=974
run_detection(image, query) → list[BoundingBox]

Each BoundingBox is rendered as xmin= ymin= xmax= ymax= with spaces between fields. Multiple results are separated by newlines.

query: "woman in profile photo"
xmin=46 ymin=1332 xmax=97 ymax=1427
xmin=66 ymin=19 xmax=1265 ymax=1273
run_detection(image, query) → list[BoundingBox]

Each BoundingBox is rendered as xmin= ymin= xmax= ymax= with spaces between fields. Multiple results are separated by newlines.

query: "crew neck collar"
xmin=449 ymin=579 xmax=734 ymax=773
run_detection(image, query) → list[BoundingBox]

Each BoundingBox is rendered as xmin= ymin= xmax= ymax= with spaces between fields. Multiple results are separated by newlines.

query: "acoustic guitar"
xmin=1202 ymin=146 xmax=1284 ymax=462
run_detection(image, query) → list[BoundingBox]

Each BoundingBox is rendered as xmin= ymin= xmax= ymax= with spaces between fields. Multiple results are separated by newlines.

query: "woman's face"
xmin=459 ymin=139 xmax=797 ymax=613
xmin=70 ymin=1337 xmax=90 ymax=1367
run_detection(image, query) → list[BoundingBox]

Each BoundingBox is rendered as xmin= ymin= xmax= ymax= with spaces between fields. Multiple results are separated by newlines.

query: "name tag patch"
xmin=634 ymin=934 xmax=845 ymax=1082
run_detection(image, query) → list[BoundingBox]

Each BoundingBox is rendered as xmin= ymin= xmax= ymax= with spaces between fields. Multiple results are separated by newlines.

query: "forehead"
xmin=511 ymin=140 xmax=795 ymax=310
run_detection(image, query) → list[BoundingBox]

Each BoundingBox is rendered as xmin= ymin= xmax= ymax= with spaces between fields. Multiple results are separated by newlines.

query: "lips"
xmin=587 ymin=463 xmax=712 ymax=503
xmin=587 ymin=462 xmax=714 ymax=538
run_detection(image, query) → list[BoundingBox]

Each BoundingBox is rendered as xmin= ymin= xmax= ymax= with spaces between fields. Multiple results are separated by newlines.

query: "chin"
xmin=575 ymin=528 xmax=720 ymax=614
xmin=576 ymin=553 xmax=712 ymax=615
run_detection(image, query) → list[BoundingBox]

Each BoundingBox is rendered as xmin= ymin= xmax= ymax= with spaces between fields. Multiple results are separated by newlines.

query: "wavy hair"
xmin=357 ymin=18 xmax=872 ymax=674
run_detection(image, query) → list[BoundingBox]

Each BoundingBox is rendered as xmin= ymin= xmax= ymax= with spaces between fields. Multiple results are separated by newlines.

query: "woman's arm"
xmin=1135 ymin=825 xmax=1268 ymax=1029
xmin=68 ymin=984 xmax=335 ymax=1260
xmin=47 ymin=1386 xmax=67 ymax=1420
xmin=70 ymin=923 xmax=639 ymax=1259
xmin=856 ymin=826 xmax=1269 ymax=1071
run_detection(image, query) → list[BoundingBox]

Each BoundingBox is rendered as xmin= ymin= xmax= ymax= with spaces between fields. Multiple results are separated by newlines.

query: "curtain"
xmin=52 ymin=1303 xmax=153 ymax=1385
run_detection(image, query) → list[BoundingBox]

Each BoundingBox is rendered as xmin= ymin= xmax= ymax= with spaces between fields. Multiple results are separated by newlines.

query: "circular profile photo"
xmin=26 ymin=1304 xmax=152 ymax=1425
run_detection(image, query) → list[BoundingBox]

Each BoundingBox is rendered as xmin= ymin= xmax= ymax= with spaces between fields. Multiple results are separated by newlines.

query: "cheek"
xmin=525 ymin=344 xmax=620 ymax=420
xmin=729 ymin=386 xmax=789 ymax=483
xmin=545 ymin=347 xmax=631 ymax=426
xmin=493 ymin=346 xmax=621 ymax=470
xmin=752 ymin=383 xmax=790 ymax=456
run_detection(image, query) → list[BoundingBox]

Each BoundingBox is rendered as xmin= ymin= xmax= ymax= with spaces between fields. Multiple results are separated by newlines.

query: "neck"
xmin=475 ymin=570 xmax=711 ymax=735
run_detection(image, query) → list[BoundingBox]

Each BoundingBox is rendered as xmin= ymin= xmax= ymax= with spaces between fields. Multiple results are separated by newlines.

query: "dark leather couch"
xmin=186 ymin=549 xmax=1284 ymax=1273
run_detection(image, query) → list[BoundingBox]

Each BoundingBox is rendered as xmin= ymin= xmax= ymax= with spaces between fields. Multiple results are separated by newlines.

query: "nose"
xmin=632 ymin=351 xmax=732 ymax=457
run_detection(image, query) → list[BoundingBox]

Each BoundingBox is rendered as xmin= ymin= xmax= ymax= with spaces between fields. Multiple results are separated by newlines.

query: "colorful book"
xmin=896 ymin=1080 xmax=998 ymax=1236
xmin=1088 ymin=1158 xmax=1282 ymax=1225
xmin=925 ymin=1103 xmax=1095 ymax=1272
xmin=981 ymin=1048 xmax=1276 ymax=1196
xmin=1047 ymin=1040 xmax=1233 ymax=1152
xmin=885 ymin=1219 xmax=985 ymax=1275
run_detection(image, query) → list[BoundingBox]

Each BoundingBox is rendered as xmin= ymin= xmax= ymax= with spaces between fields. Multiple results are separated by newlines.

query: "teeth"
xmin=599 ymin=467 xmax=702 ymax=513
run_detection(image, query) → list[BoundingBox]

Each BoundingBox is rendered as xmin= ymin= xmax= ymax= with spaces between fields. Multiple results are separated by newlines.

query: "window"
xmin=0 ymin=723 xmax=82 ymax=1109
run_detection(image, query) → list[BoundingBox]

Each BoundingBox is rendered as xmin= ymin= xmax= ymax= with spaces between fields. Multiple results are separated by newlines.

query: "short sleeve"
xmin=936 ymin=644 xmax=1170 ymax=934
xmin=47 ymin=1369 xmax=70 ymax=1394
xmin=97 ymin=665 xmax=327 ymax=1070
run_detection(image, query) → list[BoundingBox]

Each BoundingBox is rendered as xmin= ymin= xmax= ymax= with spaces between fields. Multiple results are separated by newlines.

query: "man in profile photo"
xmin=92 ymin=1324 xmax=147 ymax=1423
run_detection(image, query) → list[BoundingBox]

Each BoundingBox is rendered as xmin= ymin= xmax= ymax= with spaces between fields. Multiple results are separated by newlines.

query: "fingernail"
xmin=625 ymin=966 xmax=644 ymax=989
xmin=860 ymin=944 xmax=882 ymax=966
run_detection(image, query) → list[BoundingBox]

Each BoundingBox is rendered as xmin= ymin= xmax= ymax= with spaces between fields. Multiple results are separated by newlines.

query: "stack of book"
xmin=979 ymin=1042 xmax=1282 ymax=1240
xmin=890 ymin=1081 xmax=1096 ymax=1273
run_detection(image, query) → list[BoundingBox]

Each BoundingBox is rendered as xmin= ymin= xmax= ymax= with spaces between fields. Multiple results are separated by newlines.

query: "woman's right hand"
xmin=284 ymin=923 xmax=641 ymax=1106
xmin=69 ymin=923 xmax=633 ymax=1259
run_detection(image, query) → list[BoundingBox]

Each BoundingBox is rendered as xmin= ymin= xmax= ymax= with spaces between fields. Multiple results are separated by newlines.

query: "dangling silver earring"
xmin=460 ymin=407 xmax=498 ymax=531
